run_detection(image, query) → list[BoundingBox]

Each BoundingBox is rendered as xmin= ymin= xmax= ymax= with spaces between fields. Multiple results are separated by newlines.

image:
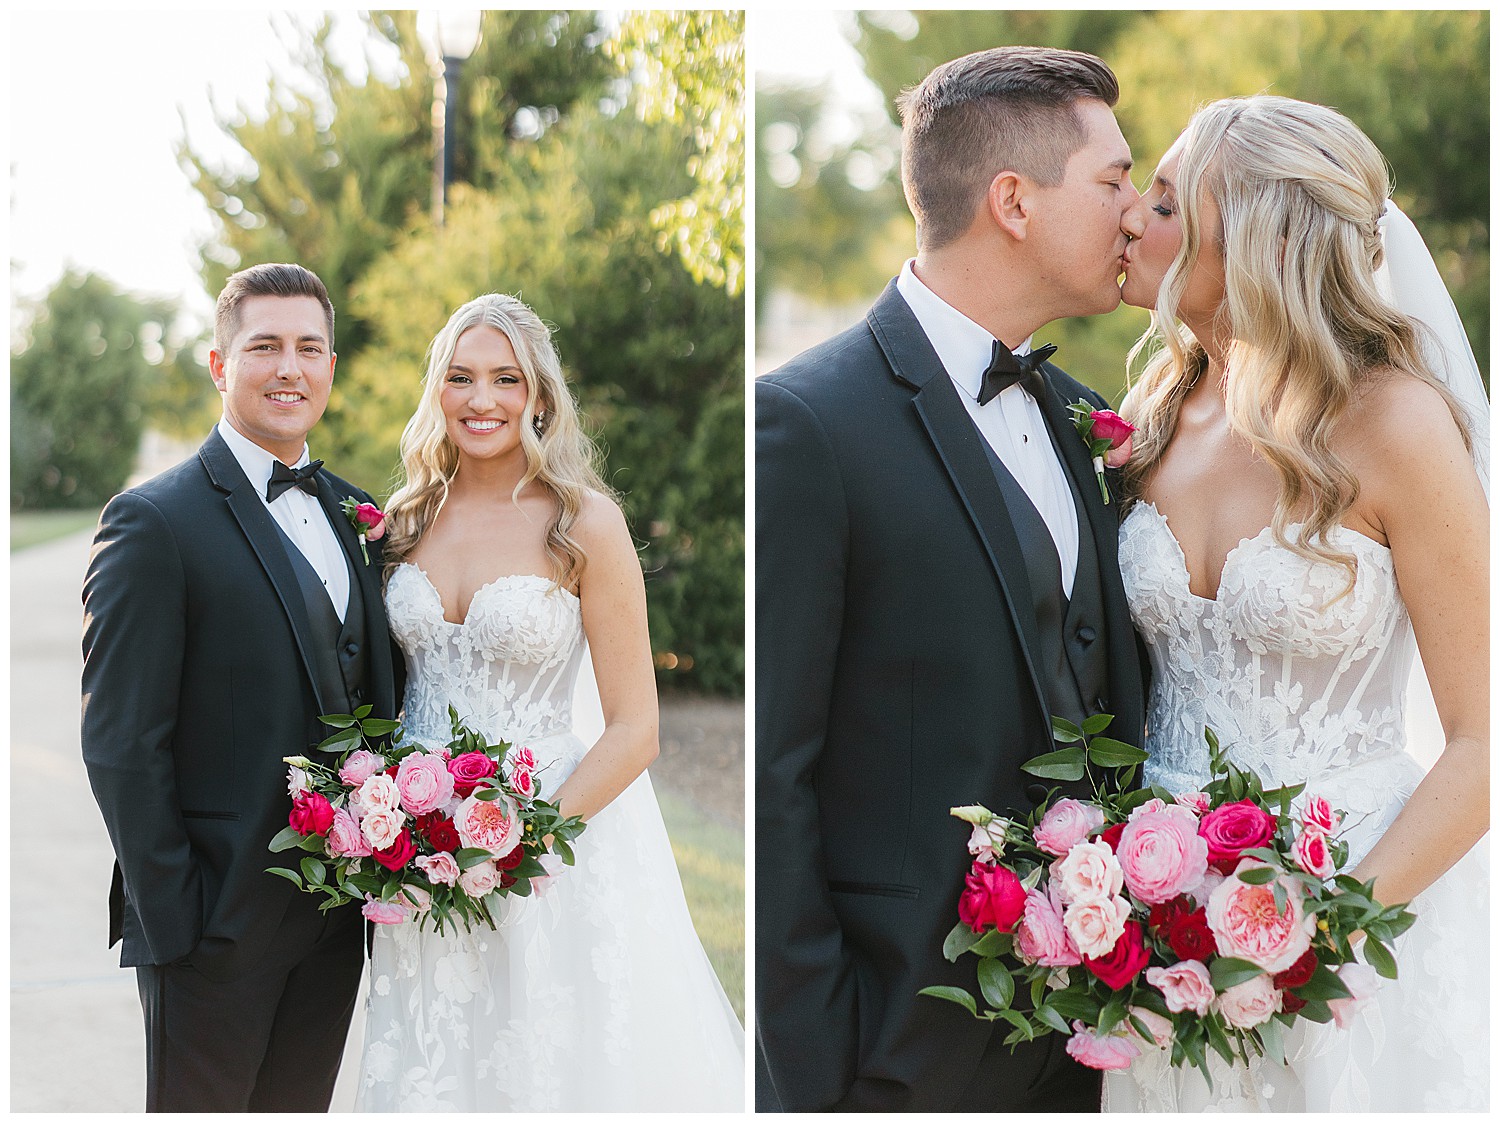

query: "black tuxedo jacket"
xmin=81 ymin=428 xmax=400 ymax=982
xmin=755 ymin=281 xmax=1146 ymax=1111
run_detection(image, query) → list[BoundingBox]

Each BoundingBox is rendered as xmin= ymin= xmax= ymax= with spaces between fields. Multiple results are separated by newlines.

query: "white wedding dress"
xmin=1104 ymin=502 xmax=1488 ymax=1112
xmin=353 ymin=564 xmax=744 ymax=1111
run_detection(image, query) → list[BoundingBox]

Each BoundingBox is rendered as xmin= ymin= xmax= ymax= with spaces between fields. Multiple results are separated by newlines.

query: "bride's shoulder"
xmin=1341 ymin=367 xmax=1475 ymax=498
xmin=572 ymin=489 xmax=631 ymax=549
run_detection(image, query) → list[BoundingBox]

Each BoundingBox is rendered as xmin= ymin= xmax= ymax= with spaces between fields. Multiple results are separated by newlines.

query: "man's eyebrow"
xmin=1109 ymin=157 xmax=1134 ymax=173
xmin=244 ymin=331 xmax=327 ymax=343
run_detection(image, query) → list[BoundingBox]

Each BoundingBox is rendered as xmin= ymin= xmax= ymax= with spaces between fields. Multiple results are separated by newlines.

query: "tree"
xmin=11 ymin=271 xmax=200 ymax=508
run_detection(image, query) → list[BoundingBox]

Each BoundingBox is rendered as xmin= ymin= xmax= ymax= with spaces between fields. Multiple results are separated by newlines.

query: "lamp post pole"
xmin=424 ymin=11 xmax=483 ymax=228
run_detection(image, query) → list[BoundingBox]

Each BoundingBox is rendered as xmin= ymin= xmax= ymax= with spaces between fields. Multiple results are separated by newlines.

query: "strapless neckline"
xmin=396 ymin=562 xmax=578 ymax=627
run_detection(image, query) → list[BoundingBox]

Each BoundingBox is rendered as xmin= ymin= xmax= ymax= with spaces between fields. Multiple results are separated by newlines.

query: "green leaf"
xmin=1363 ymin=937 xmax=1399 ymax=980
xmin=1085 ymin=737 xmax=1150 ymax=767
xmin=970 ymin=930 xmax=1013 ymax=958
xmin=300 ymin=857 xmax=327 ymax=887
xmin=1021 ymin=746 xmax=1086 ymax=782
xmin=977 ymin=959 xmax=1015 ymax=1010
xmin=1046 ymin=989 xmax=1102 ymax=1022
xmin=319 ymin=713 xmax=355 ymax=729
xmin=996 ymin=1008 xmax=1034 ymax=1037
xmin=455 ymin=846 xmax=495 ymax=871
xmin=354 ymin=703 xmax=374 ymax=719
xmin=1296 ymin=965 xmax=1352 ymax=1001
xmin=1035 ymin=1002 xmax=1072 ymax=1035
xmin=1096 ymin=994 xmax=1128 ymax=1036
xmin=358 ymin=717 xmax=401 ymax=736
xmin=1209 ymin=957 xmax=1264 ymax=991
xmin=268 ymin=826 xmax=306 ymax=853
xmin=1236 ymin=866 xmax=1278 ymax=885
xmin=265 ymin=866 xmax=304 ymax=888
xmin=317 ymin=726 xmax=363 ymax=752
xmin=1051 ymin=715 xmax=1085 ymax=743
xmin=1081 ymin=713 xmax=1115 ymax=736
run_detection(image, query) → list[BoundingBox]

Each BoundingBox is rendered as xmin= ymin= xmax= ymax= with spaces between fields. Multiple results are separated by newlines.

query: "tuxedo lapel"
xmin=315 ymin=475 xmax=397 ymax=713
xmin=866 ymin=283 xmax=1051 ymax=722
xmin=198 ymin=430 xmax=335 ymax=715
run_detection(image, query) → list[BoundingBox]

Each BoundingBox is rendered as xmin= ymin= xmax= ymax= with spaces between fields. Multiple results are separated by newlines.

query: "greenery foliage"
xmin=760 ymin=10 xmax=1488 ymax=404
xmin=180 ymin=10 xmax=744 ymax=693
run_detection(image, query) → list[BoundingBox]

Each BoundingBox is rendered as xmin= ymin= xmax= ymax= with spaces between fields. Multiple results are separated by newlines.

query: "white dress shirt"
xmin=896 ymin=260 xmax=1079 ymax=596
xmin=217 ymin=418 xmax=350 ymax=622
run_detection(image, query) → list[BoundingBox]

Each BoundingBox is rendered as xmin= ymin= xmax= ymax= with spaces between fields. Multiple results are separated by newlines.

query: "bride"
xmin=1107 ymin=96 xmax=1488 ymax=1110
xmin=352 ymin=293 xmax=744 ymax=1110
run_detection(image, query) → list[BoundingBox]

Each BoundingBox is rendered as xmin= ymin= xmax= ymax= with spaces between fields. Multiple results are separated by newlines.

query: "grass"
xmin=657 ymin=787 xmax=746 ymax=1022
xmin=11 ymin=509 xmax=101 ymax=552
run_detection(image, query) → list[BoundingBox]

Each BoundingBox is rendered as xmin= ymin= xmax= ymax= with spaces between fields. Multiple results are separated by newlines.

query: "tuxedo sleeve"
xmin=81 ymin=490 xmax=203 ymax=964
xmin=755 ymin=378 xmax=863 ymax=1110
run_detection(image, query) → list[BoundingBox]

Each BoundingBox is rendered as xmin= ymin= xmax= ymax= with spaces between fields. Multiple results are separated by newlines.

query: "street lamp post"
xmin=425 ymin=11 xmax=483 ymax=227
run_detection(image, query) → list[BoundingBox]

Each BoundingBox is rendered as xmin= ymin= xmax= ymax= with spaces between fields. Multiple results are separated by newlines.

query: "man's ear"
xmin=986 ymin=170 xmax=1031 ymax=240
xmin=208 ymin=348 xmax=228 ymax=392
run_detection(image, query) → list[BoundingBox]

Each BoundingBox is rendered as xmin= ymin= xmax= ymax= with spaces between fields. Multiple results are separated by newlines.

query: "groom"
xmin=81 ymin=262 xmax=399 ymax=1111
xmin=756 ymin=47 xmax=1147 ymax=1111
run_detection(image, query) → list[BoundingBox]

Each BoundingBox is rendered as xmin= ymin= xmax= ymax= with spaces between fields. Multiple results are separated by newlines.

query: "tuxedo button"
xmin=1076 ymin=625 xmax=1097 ymax=646
xmin=1094 ymin=696 xmax=1108 ymax=714
xmin=1025 ymin=783 xmax=1049 ymax=805
xmin=344 ymin=641 xmax=360 ymax=657
xmin=351 ymin=687 xmax=366 ymax=703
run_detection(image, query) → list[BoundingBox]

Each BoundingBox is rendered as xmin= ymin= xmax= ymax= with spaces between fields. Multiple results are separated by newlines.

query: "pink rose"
xmin=1090 ymin=409 xmax=1136 ymax=469
xmin=448 ymin=751 xmax=499 ymax=797
xmin=531 ymin=852 xmax=566 ymax=897
xmin=1302 ymin=794 xmax=1341 ymax=834
xmin=354 ymin=502 xmax=385 ymax=531
xmin=1128 ymin=1006 xmax=1174 ymax=1049
xmin=395 ymin=752 xmax=456 ymax=815
xmin=1052 ymin=840 xmax=1125 ymax=906
xmin=511 ymin=746 xmax=537 ymax=770
xmin=967 ymin=820 xmax=1008 ymax=862
xmin=1174 ymin=791 xmax=1211 ymax=815
xmin=957 ymin=861 xmax=1027 ymax=934
xmin=415 ymin=851 xmax=460 ymax=886
xmin=1064 ymin=1022 xmax=1140 ymax=1071
xmin=398 ymin=884 xmax=432 ymax=914
xmin=1198 ymin=799 xmax=1277 ymax=873
xmin=1215 ymin=973 xmax=1282 ymax=1029
xmin=1015 ymin=883 xmax=1082 ymax=966
xmin=455 ymin=792 xmax=522 ymax=857
xmin=1329 ymin=962 xmax=1381 ymax=1029
xmin=289 ymin=791 xmax=335 ymax=836
xmin=360 ymin=807 xmax=407 ymax=851
xmin=1206 ymin=862 xmax=1313 ymax=973
xmin=1116 ymin=804 xmax=1210 ymax=904
xmin=1146 ymin=960 xmax=1215 ymax=1015
xmin=361 ymin=894 xmax=409 ymax=925
xmin=338 ymin=749 xmax=386 ymax=787
xmin=510 ymin=763 xmax=537 ymax=800
xmin=1127 ymin=797 xmax=1168 ymax=820
xmin=356 ymin=773 xmax=401 ymax=814
xmin=1034 ymin=799 xmax=1107 ymax=857
xmin=326 ymin=808 xmax=373 ymax=858
xmin=1292 ymin=828 xmax=1335 ymax=878
xmin=458 ymin=858 xmax=502 ymax=897
xmin=1064 ymin=894 xmax=1131 ymax=958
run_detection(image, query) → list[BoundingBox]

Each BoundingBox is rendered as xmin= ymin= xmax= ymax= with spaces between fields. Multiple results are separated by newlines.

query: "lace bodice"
xmin=1119 ymin=502 xmax=1423 ymax=852
xmin=385 ymin=563 xmax=587 ymax=759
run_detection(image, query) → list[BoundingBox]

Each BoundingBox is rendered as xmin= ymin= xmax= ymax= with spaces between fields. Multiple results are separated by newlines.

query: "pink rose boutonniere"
xmin=1067 ymin=402 xmax=1136 ymax=504
xmin=340 ymin=497 xmax=387 ymax=565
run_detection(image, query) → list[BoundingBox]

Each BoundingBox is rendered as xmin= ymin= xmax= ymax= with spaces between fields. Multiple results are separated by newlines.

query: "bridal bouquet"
xmin=267 ymin=705 xmax=585 ymax=933
xmin=921 ymin=716 xmax=1414 ymax=1081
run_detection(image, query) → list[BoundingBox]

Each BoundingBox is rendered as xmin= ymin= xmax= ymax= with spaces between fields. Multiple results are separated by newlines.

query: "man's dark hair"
xmin=898 ymin=46 xmax=1120 ymax=251
xmin=213 ymin=263 xmax=335 ymax=352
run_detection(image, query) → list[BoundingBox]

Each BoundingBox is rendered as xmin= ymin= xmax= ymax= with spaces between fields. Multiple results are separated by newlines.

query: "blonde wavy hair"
xmin=1120 ymin=95 xmax=1469 ymax=587
xmin=381 ymin=293 xmax=611 ymax=589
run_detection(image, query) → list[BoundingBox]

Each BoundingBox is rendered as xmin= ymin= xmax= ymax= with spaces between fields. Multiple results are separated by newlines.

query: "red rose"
xmin=354 ymin=502 xmax=385 ymax=530
xmin=1273 ymin=948 xmax=1319 ymax=991
xmin=497 ymin=845 xmax=526 ymax=871
xmin=289 ymin=791 xmax=335 ymax=836
xmin=427 ymin=817 xmax=461 ymax=853
xmin=1149 ymin=896 xmax=1215 ymax=962
xmin=448 ymin=751 xmax=499 ymax=798
xmin=498 ymin=871 xmax=518 ymax=889
xmin=1280 ymin=991 xmax=1308 ymax=1015
xmin=1098 ymin=822 xmax=1126 ymax=852
xmin=957 ymin=861 xmax=1026 ymax=934
xmin=373 ymin=828 xmax=417 ymax=870
xmin=1199 ymin=799 xmax=1278 ymax=873
xmin=1084 ymin=920 xmax=1150 ymax=990
xmin=1089 ymin=408 xmax=1136 ymax=448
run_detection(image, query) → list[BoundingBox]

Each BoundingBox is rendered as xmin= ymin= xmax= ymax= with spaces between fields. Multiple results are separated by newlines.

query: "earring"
xmin=533 ymin=412 xmax=546 ymax=435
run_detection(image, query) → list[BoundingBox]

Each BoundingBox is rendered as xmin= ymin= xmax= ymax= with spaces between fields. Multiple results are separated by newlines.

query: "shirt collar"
xmin=895 ymin=259 xmax=1033 ymax=400
xmin=217 ymin=417 xmax=311 ymax=495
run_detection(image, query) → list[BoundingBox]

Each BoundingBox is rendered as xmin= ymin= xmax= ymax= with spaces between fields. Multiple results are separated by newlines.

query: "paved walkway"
xmin=10 ymin=528 xmax=744 ymax=1111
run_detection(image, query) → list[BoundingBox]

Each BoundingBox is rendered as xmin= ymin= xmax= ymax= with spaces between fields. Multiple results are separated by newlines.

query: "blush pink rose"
xmin=357 ymin=773 xmax=401 ymax=814
xmin=360 ymin=807 xmax=407 ymax=851
xmin=398 ymin=884 xmax=432 ymax=914
xmin=1128 ymin=1006 xmax=1174 ymax=1049
xmin=1064 ymin=894 xmax=1131 ymax=959
xmin=1302 ymin=794 xmax=1341 ymax=834
xmin=326 ymin=808 xmax=373 ymax=858
xmin=455 ymin=792 xmax=522 ymax=858
xmin=1329 ymin=962 xmax=1381 ymax=1029
xmin=1206 ymin=863 xmax=1313 ymax=973
xmin=448 ymin=751 xmax=499 ymax=797
xmin=395 ymin=752 xmax=456 ymax=815
xmin=510 ymin=763 xmax=537 ymax=800
xmin=1146 ymin=960 xmax=1215 ymax=1015
xmin=339 ymin=749 xmax=387 ymax=787
xmin=361 ymin=894 xmax=408 ymax=925
xmin=1052 ymin=840 xmax=1125 ymax=906
xmin=1174 ymin=791 xmax=1211 ymax=815
xmin=511 ymin=746 xmax=537 ymax=770
xmin=1215 ymin=973 xmax=1282 ymax=1029
xmin=1199 ymin=799 xmax=1277 ymax=873
xmin=458 ymin=859 xmax=502 ymax=897
xmin=967 ymin=820 xmax=1009 ymax=863
xmin=1015 ymin=883 xmax=1082 ymax=966
xmin=415 ymin=851 xmax=460 ymax=886
xmin=1116 ymin=804 xmax=1210 ymax=904
xmin=1034 ymin=799 xmax=1107 ymax=857
xmin=1065 ymin=1022 xmax=1140 ymax=1071
xmin=957 ymin=861 xmax=1027 ymax=934
xmin=1292 ymin=828 xmax=1335 ymax=878
xmin=289 ymin=791 xmax=335 ymax=836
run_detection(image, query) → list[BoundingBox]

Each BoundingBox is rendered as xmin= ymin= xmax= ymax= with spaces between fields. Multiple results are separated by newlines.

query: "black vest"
xmin=980 ymin=430 xmax=1110 ymax=728
xmin=269 ymin=520 xmax=372 ymax=717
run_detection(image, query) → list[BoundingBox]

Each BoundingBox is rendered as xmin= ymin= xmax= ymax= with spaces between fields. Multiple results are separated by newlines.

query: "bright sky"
xmin=7 ymin=9 xmax=391 ymax=331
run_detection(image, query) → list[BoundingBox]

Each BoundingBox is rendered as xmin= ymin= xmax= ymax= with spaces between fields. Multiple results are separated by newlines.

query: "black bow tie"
xmin=266 ymin=459 xmax=323 ymax=502
xmin=977 ymin=341 xmax=1057 ymax=406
